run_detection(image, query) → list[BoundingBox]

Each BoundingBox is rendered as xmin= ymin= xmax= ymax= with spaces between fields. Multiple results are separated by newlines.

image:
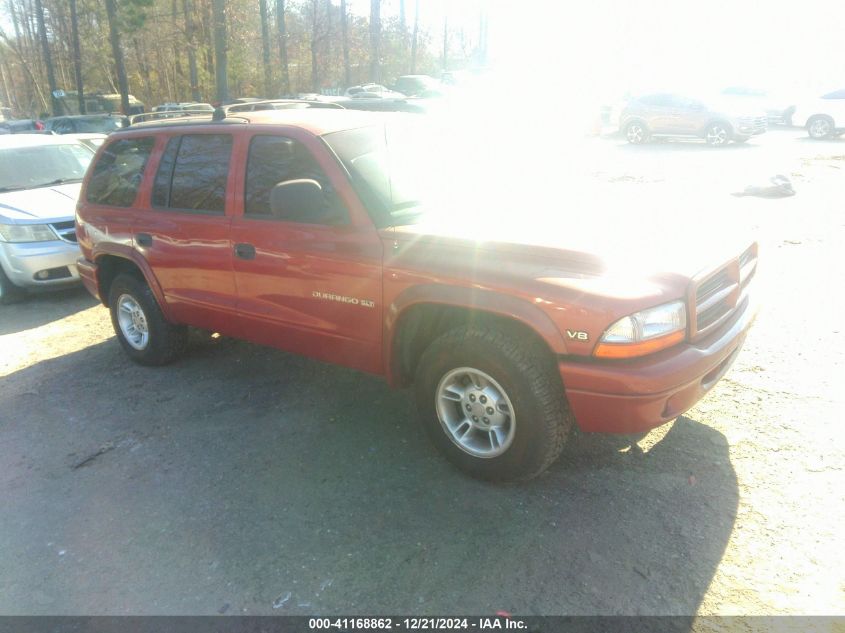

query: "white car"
xmin=344 ymin=83 xmax=405 ymax=98
xmin=0 ymin=135 xmax=94 ymax=303
xmin=791 ymin=90 xmax=845 ymax=139
xmin=66 ymin=132 xmax=108 ymax=152
xmin=153 ymin=102 xmax=214 ymax=113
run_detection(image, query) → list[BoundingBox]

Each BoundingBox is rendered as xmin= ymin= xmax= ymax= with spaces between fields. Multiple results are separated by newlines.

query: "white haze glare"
xmin=484 ymin=0 xmax=845 ymax=103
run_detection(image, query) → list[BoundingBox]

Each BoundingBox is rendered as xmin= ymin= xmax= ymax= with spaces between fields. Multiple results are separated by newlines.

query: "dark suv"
xmin=618 ymin=93 xmax=767 ymax=146
xmin=45 ymin=114 xmax=126 ymax=134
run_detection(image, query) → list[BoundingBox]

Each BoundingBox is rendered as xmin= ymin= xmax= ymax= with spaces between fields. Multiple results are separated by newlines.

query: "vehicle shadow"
xmin=794 ymin=136 xmax=845 ymax=146
xmin=0 ymin=286 xmax=97 ymax=336
xmin=615 ymin=139 xmax=758 ymax=153
xmin=0 ymin=337 xmax=737 ymax=623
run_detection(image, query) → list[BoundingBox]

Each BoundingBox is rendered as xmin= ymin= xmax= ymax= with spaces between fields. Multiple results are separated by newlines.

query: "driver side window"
xmin=244 ymin=135 xmax=347 ymax=224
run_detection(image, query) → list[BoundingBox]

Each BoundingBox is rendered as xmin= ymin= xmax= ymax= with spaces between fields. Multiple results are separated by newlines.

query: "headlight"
xmin=594 ymin=300 xmax=687 ymax=359
xmin=0 ymin=223 xmax=57 ymax=243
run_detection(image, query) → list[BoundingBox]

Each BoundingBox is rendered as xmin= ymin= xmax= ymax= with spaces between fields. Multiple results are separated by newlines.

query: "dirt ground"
xmin=1 ymin=128 xmax=843 ymax=618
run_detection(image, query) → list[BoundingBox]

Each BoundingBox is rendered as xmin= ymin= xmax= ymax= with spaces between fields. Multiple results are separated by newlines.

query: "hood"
xmin=388 ymin=182 xmax=754 ymax=283
xmin=0 ymin=183 xmax=81 ymax=224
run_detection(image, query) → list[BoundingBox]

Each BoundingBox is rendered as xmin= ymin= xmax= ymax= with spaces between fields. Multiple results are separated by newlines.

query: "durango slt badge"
xmin=312 ymin=291 xmax=375 ymax=308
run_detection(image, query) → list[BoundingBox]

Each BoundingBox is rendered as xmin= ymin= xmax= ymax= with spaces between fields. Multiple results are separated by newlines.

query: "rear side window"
xmin=244 ymin=135 xmax=346 ymax=224
xmin=639 ymin=94 xmax=673 ymax=107
xmin=152 ymin=134 xmax=232 ymax=213
xmin=86 ymin=137 xmax=155 ymax=207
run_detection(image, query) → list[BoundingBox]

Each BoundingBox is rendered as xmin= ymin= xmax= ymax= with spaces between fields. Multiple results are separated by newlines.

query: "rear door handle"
xmin=136 ymin=233 xmax=152 ymax=247
xmin=234 ymin=243 xmax=256 ymax=260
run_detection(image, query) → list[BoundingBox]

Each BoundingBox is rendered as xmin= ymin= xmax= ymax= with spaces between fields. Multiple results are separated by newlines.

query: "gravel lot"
xmin=1 ymin=128 xmax=843 ymax=617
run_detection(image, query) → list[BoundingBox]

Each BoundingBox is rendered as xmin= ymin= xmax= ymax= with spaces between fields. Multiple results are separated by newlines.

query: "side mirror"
xmin=269 ymin=179 xmax=327 ymax=222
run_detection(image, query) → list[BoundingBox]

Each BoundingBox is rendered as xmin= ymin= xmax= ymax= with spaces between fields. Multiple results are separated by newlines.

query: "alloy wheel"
xmin=116 ymin=293 xmax=150 ymax=350
xmin=435 ymin=367 xmax=516 ymax=458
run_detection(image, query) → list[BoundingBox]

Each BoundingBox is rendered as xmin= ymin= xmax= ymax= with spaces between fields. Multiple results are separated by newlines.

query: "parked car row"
xmin=610 ymin=88 xmax=845 ymax=145
xmin=1 ymin=114 xmax=127 ymax=136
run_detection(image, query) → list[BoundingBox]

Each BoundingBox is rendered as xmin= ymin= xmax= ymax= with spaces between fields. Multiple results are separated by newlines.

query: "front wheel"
xmin=108 ymin=273 xmax=188 ymax=365
xmin=705 ymin=122 xmax=731 ymax=146
xmin=415 ymin=326 xmax=574 ymax=482
xmin=624 ymin=120 xmax=649 ymax=144
xmin=807 ymin=115 xmax=834 ymax=139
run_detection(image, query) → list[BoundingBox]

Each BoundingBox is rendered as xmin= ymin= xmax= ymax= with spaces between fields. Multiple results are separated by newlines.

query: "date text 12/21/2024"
xmin=308 ymin=617 xmax=526 ymax=630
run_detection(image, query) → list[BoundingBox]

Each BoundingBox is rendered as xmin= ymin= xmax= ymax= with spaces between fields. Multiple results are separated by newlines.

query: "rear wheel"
xmin=807 ymin=115 xmax=834 ymax=139
xmin=624 ymin=120 xmax=649 ymax=144
xmin=415 ymin=325 xmax=573 ymax=482
xmin=705 ymin=122 xmax=731 ymax=146
xmin=0 ymin=265 xmax=25 ymax=305
xmin=108 ymin=273 xmax=188 ymax=365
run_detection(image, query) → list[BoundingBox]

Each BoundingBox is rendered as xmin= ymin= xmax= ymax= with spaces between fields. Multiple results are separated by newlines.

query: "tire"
xmin=414 ymin=325 xmax=574 ymax=482
xmin=704 ymin=122 xmax=731 ymax=146
xmin=0 ymin=264 xmax=25 ymax=305
xmin=807 ymin=115 xmax=834 ymax=140
xmin=108 ymin=273 xmax=188 ymax=365
xmin=624 ymin=120 xmax=649 ymax=144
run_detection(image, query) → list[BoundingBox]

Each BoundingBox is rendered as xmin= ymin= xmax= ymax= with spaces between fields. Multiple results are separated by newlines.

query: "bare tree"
xmin=441 ymin=16 xmax=448 ymax=71
xmin=340 ymin=0 xmax=350 ymax=87
xmin=323 ymin=0 xmax=331 ymax=84
xmin=34 ymin=0 xmax=59 ymax=114
xmin=309 ymin=0 xmax=319 ymax=92
xmin=212 ymin=0 xmax=228 ymax=102
xmin=259 ymin=0 xmax=271 ymax=96
xmin=69 ymin=0 xmax=84 ymax=113
xmin=369 ymin=0 xmax=380 ymax=82
xmin=104 ymin=0 xmax=130 ymax=114
xmin=410 ymin=0 xmax=419 ymax=73
xmin=0 ymin=29 xmax=48 ymax=112
xmin=399 ymin=0 xmax=407 ymax=56
xmin=182 ymin=0 xmax=200 ymax=101
xmin=275 ymin=0 xmax=289 ymax=95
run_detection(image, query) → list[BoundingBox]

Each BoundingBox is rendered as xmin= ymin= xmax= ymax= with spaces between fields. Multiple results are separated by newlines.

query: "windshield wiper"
xmin=32 ymin=177 xmax=83 ymax=188
xmin=0 ymin=185 xmax=28 ymax=193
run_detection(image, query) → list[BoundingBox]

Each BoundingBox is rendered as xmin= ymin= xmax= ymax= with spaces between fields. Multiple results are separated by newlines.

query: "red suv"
xmin=75 ymin=110 xmax=758 ymax=481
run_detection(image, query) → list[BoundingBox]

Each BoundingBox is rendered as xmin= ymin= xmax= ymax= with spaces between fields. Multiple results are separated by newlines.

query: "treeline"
xmin=0 ymin=0 xmax=489 ymax=117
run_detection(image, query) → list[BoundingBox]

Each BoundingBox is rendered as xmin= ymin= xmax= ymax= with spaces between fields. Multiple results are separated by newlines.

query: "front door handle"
xmin=234 ymin=243 xmax=256 ymax=260
xmin=136 ymin=233 xmax=152 ymax=247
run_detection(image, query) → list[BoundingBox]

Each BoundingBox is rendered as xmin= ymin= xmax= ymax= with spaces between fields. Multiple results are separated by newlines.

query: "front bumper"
xmin=0 ymin=239 xmax=81 ymax=289
xmin=560 ymin=295 xmax=757 ymax=434
xmin=76 ymin=256 xmax=101 ymax=302
xmin=735 ymin=122 xmax=767 ymax=136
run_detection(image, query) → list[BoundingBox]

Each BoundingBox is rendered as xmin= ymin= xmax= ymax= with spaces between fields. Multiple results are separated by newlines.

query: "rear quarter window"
xmin=152 ymin=134 xmax=232 ymax=214
xmin=86 ymin=137 xmax=155 ymax=207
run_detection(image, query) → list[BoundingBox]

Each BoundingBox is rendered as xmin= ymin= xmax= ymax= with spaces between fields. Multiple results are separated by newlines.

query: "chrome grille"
xmin=697 ymin=268 xmax=731 ymax=305
xmin=50 ymin=220 xmax=77 ymax=243
xmin=694 ymin=266 xmax=739 ymax=336
xmin=739 ymin=245 xmax=757 ymax=288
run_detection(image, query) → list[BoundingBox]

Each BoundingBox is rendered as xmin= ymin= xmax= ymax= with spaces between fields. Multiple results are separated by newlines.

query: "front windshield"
xmin=323 ymin=117 xmax=563 ymax=229
xmin=325 ymin=120 xmax=485 ymax=227
xmin=0 ymin=143 xmax=94 ymax=191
